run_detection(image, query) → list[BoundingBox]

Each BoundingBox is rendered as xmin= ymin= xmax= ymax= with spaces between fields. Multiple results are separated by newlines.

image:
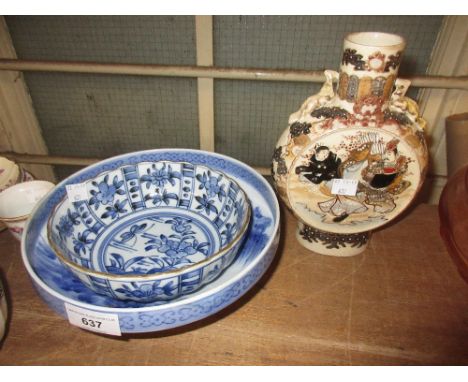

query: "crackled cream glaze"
xmin=272 ymin=32 xmax=428 ymax=256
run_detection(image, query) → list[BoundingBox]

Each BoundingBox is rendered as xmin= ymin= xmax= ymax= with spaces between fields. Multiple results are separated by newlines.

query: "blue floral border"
xmin=23 ymin=149 xmax=280 ymax=333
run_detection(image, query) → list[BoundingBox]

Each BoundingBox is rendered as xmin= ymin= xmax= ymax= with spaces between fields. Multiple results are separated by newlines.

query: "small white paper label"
xmin=65 ymin=303 xmax=121 ymax=336
xmin=331 ymin=179 xmax=359 ymax=196
xmin=65 ymin=183 xmax=88 ymax=202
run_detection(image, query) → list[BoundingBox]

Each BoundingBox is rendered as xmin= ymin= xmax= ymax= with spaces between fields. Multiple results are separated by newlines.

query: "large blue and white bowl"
xmin=47 ymin=160 xmax=250 ymax=303
xmin=21 ymin=149 xmax=280 ymax=333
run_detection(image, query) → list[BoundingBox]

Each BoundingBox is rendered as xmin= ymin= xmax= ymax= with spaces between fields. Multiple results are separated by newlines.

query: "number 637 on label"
xmin=65 ymin=303 xmax=121 ymax=336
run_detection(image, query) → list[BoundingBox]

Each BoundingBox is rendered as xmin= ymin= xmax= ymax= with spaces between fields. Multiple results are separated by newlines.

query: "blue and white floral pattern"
xmin=115 ymin=281 xmax=178 ymax=302
xmin=89 ymin=174 xmax=126 ymax=210
xmin=23 ymin=149 xmax=279 ymax=332
xmin=72 ymin=230 xmax=94 ymax=256
xmin=140 ymin=162 xmax=182 ymax=189
xmin=56 ymin=208 xmax=80 ymax=240
xmin=195 ymin=194 xmax=218 ymax=215
xmin=144 ymin=189 xmax=178 ymax=207
xmin=197 ymin=170 xmax=226 ymax=201
xmin=48 ymin=159 xmax=250 ymax=303
xmin=221 ymin=223 xmax=236 ymax=244
xmin=100 ymin=214 xmax=213 ymax=275
xmin=101 ymin=200 xmax=128 ymax=220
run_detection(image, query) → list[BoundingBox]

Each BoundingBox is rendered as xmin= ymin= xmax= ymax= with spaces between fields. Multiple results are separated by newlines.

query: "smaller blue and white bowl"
xmin=47 ymin=160 xmax=251 ymax=303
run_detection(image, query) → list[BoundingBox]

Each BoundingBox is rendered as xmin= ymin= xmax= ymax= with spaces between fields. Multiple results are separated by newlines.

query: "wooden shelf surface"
xmin=0 ymin=204 xmax=467 ymax=365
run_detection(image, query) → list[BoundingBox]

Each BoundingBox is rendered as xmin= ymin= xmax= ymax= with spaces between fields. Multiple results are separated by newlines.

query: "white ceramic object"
xmin=21 ymin=149 xmax=280 ymax=334
xmin=0 ymin=180 xmax=55 ymax=240
xmin=47 ymin=161 xmax=251 ymax=303
xmin=272 ymin=32 xmax=428 ymax=257
xmin=0 ymin=157 xmax=21 ymax=192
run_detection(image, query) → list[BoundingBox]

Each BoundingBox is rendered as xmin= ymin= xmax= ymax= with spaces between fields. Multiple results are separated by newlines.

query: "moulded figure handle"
xmin=391 ymin=78 xmax=411 ymax=102
xmin=321 ymin=70 xmax=340 ymax=98
xmin=288 ymin=69 xmax=339 ymax=124
xmin=390 ymin=78 xmax=426 ymax=129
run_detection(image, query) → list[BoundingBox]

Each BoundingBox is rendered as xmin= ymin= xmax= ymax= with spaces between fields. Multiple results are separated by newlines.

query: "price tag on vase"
xmin=65 ymin=303 xmax=121 ymax=336
xmin=331 ymin=178 xmax=359 ymax=196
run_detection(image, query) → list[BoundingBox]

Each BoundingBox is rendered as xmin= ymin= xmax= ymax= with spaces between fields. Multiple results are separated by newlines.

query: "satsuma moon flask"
xmin=272 ymin=32 xmax=429 ymax=256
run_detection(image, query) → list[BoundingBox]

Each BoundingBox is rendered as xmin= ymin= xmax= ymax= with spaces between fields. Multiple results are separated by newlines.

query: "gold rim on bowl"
xmin=46 ymin=160 xmax=252 ymax=281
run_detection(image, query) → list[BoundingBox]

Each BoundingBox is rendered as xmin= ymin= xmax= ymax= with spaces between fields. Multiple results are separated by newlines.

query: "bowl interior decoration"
xmin=22 ymin=149 xmax=280 ymax=333
xmin=47 ymin=160 xmax=251 ymax=303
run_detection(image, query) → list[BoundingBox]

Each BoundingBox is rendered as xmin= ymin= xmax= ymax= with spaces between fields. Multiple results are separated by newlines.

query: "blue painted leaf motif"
xmin=145 ymin=192 xmax=160 ymax=203
xmin=209 ymin=204 xmax=218 ymax=214
xmin=106 ymin=255 xmax=168 ymax=275
xmin=162 ymin=281 xmax=178 ymax=296
xmin=115 ymin=280 xmax=176 ymax=300
xmin=101 ymin=211 xmax=112 ymax=219
xmin=109 ymin=259 xmax=118 ymax=269
xmin=196 ymin=241 xmax=210 ymax=255
xmin=197 ymin=171 xmax=226 ymax=201
xmin=147 ymin=266 xmax=166 ymax=275
xmin=166 ymin=217 xmax=192 ymax=234
xmin=113 ymin=176 xmax=125 ymax=195
xmin=233 ymin=200 xmax=241 ymax=216
xmin=166 ymin=165 xmax=179 ymax=186
xmin=101 ymin=199 xmax=128 ymax=220
xmin=68 ymin=209 xmax=80 ymax=225
xmin=110 ymin=253 xmax=124 ymax=269
xmin=169 ymin=257 xmax=192 ymax=267
xmin=56 ymin=209 xmax=81 ymax=240
xmin=250 ymin=206 xmax=273 ymax=235
xmin=221 ymin=222 xmax=237 ymax=245
xmin=195 ymin=194 xmax=218 ymax=215
xmin=72 ymin=229 xmax=94 ymax=255
xmin=217 ymin=185 xmax=226 ymax=202
xmin=120 ymin=223 xmax=147 ymax=243
xmin=139 ymin=162 xmax=182 ymax=189
xmin=146 ymin=239 xmax=199 ymax=268
xmin=128 ymin=257 xmax=165 ymax=273
xmin=140 ymin=215 xmax=212 ymax=271
xmin=145 ymin=189 xmax=179 ymax=206
xmin=88 ymin=173 xmax=124 ymax=210
xmin=196 ymin=173 xmax=207 ymax=190
xmin=123 ymin=256 xmax=146 ymax=269
xmin=235 ymin=200 xmax=246 ymax=227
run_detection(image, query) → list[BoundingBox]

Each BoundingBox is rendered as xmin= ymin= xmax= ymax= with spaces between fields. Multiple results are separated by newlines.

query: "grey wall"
xmin=213 ymin=16 xmax=442 ymax=167
xmin=6 ymin=16 xmax=199 ymax=179
xmin=5 ymin=15 xmax=443 ymax=179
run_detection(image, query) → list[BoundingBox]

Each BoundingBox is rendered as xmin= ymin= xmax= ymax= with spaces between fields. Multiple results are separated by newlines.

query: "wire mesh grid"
xmin=213 ymin=15 xmax=443 ymax=167
xmin=5 ymin=15 xmax=443 ymax=178
xmin=23 ymin=72 xmax=199 ymax=179
xmin=6 ymin=15 xmax=196 ymax=65
xmin=6 ymin=16 xmax=198 ymax=179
